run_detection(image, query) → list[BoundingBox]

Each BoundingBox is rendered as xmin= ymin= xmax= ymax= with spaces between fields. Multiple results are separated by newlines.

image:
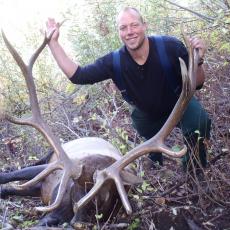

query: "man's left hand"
xmin=189 ymin=37 xmax=206 ymax=59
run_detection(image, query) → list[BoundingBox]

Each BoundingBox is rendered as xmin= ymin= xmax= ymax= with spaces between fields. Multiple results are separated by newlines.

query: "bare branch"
xmin=165 ymin=0 xmax=215 ymax=22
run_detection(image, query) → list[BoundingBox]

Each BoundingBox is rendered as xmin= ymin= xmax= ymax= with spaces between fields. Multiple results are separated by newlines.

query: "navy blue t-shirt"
xmin=70 ymin=36 xmax=188 ymax=119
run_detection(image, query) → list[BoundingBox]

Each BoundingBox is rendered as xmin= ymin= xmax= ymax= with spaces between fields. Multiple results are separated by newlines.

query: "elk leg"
xmin=24 ymin=150 xmax=53 ymax=167
xmin=0 ymin=164 xmax=47 ymax=184
xmin=0 ymin=183 xmax=41 ymax=199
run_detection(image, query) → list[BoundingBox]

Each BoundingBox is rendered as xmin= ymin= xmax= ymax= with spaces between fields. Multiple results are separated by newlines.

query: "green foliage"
xmin=115 ymin=127 xmax=129 ymax=153
xmin=9 ymin=209 xmax=38 ymax=229
xmin=220 ymin=42 xmax=230 ymax=53
xmin=141 ymin=180 xmax=154 ymax=191
xmin=128 ymin=218 xmax=141 ymax=230
xmin=20 ymin=220 xmax=38 ymax=228
xmin=135 ymin=180 xmax=154 ymax=194
xmin=95 ymin=213 xmax=103 ymax=220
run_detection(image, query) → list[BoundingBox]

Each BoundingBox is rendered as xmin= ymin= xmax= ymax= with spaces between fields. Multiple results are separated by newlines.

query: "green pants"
xmin=131 ymin=97 xmax=211 ymax=168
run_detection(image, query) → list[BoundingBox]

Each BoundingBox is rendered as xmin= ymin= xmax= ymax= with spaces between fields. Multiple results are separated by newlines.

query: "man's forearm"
xmin=48 ymin=41 xmax=78 ymax=79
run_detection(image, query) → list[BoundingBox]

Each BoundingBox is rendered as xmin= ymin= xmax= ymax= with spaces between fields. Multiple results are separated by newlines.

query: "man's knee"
xmin=180 ymin=97 xmax=211 ymax=139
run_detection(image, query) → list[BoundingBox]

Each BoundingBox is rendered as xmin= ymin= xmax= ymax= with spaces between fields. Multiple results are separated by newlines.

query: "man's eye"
xmin=132 ymin=24 xmax=139 ymax=28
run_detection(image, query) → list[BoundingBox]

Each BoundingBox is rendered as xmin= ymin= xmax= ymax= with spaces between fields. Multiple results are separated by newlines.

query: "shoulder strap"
xmin=150 ymin=36 xmax=180 ymax=94
xmin=112 ymin=50 xmax=134 ymax=104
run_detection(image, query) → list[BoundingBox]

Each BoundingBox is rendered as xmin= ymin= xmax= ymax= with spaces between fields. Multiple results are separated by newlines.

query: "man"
xmin=46 ymin=7 xmax=211 ymax=171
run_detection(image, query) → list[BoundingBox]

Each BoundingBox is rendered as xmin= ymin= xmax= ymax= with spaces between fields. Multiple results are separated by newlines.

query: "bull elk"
xmin=0 ymin=27 xmax=198 ymax=227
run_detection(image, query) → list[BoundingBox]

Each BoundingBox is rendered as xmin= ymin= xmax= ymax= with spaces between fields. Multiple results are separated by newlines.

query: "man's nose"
xmin=127 ymin=26 xmax=134 ymax=34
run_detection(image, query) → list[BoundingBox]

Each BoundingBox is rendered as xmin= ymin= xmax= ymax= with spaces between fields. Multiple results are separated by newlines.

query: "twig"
xmin=109 ymin=223 xmax=130 ymax=229
xmin=203 ymin=213 xmax=224 ymax=226
xmin=160 ymin=178 xmax=186 ymax=196
xmin=101 ymin=200 xmax=119 ymax=230
xmin=209 ymin=150 xmax=229 ymax=164
xmin=52 ymin=121 xmax=80 ymax=138
xmin=164 ymin=0 xmax=215 ymax=22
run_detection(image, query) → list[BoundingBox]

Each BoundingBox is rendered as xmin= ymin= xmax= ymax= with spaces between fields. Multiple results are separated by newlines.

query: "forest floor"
xmin=0 ymin=57 xmax=229 ymax=229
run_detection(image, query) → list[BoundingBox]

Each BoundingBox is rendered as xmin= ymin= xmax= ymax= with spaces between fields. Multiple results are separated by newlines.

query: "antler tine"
xmin=19 ymin=161 xmax=63 ymax=188
xmin=181 ymin=27 xmax=199 ymax=92
xmin=2 ymin=26 xmax=77 ymax=149
xmin=2 ymin=25 xmax=83 ymax=212
xmin=74 ymin=30 xmax=199 ymax=215
xmin=36 ymin=166 xmax=79 ymax=212
xmin=29 ymin=19 xmax=66 ymax=68
xmin=1 ymin=30 xmax=27 ymax=77
xmin=16 ymin=159 xmax=82 ymax=213
xmin=74 ymin=169 xmax=133 ymax=214
xmin=2 ymin=29 xmax=41 ymax=116
xmin=74 ymin=173 xmax=105 ymax=213
xmin=151 ymin=31 xmax=198 ymax=146
xmin=2 ymin=30 xmax=60 ymax=151
xmin=2 ymin=28 xmax=57 ymax=116
xmin=29 ymin=31 xmax=52 ymax=69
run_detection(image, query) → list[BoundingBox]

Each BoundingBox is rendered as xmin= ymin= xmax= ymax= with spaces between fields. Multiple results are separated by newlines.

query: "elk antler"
xmin=1 ymin=27 xmax=82 ymax=212
xmin=73 ymin=33 xmax=199 ymax=214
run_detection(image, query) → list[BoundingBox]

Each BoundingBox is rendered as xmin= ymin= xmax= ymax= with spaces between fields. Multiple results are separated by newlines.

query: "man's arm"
xmin=46 ymin=18 xmax=78 ymax=79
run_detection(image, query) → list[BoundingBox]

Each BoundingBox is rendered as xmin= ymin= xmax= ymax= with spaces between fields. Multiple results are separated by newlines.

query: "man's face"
xmin=117 ymin=10 xmax=147 ymax=51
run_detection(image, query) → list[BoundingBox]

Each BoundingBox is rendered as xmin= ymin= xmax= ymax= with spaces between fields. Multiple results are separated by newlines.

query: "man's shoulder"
xmin=149 ymin=35 xmax=183 ymax=46
xmin=149 ymin=35 xmax=186 ymax=56
xmin=96 ymin=51 xmax=114 ymax=64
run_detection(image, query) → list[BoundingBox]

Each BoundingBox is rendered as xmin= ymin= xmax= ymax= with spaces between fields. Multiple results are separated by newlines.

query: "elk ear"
xmin=120 ymin=170 xmax=143 ymax=185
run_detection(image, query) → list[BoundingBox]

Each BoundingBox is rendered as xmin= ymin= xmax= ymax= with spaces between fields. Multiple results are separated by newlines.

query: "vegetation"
xmin=0 ymin=0 xmax=229 ymax=229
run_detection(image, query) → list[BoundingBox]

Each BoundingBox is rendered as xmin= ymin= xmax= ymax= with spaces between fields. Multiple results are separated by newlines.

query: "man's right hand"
xmin=45 ymin=18 xmax=78 ymax=79
xmin=46 ymin=18 xmax=60 ymax=43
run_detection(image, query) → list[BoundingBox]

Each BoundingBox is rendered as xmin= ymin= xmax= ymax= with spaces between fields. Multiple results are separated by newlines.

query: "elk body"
xmin=0 ymin=26 xmax=198 ymax=228
xmin=0 ymin=137 xmax=129 ymax=226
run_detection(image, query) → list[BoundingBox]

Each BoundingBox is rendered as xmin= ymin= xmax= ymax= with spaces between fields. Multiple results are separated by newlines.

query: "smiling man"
xmin=117 ymin=9 xmax=147 ymax=54
xmin=46 ymin=7 xmax=211 ymax=172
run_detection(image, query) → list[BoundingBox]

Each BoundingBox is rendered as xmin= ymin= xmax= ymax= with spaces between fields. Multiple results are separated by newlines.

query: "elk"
xmin=0 ymin=27 xmax=198 ymax=227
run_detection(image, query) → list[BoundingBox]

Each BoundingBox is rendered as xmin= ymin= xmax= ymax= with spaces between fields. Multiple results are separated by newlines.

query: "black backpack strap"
xmin=112 ymin=50 xmax=134 ymax=104
xmin=150 ymin=36 xmax=180 ymax=95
